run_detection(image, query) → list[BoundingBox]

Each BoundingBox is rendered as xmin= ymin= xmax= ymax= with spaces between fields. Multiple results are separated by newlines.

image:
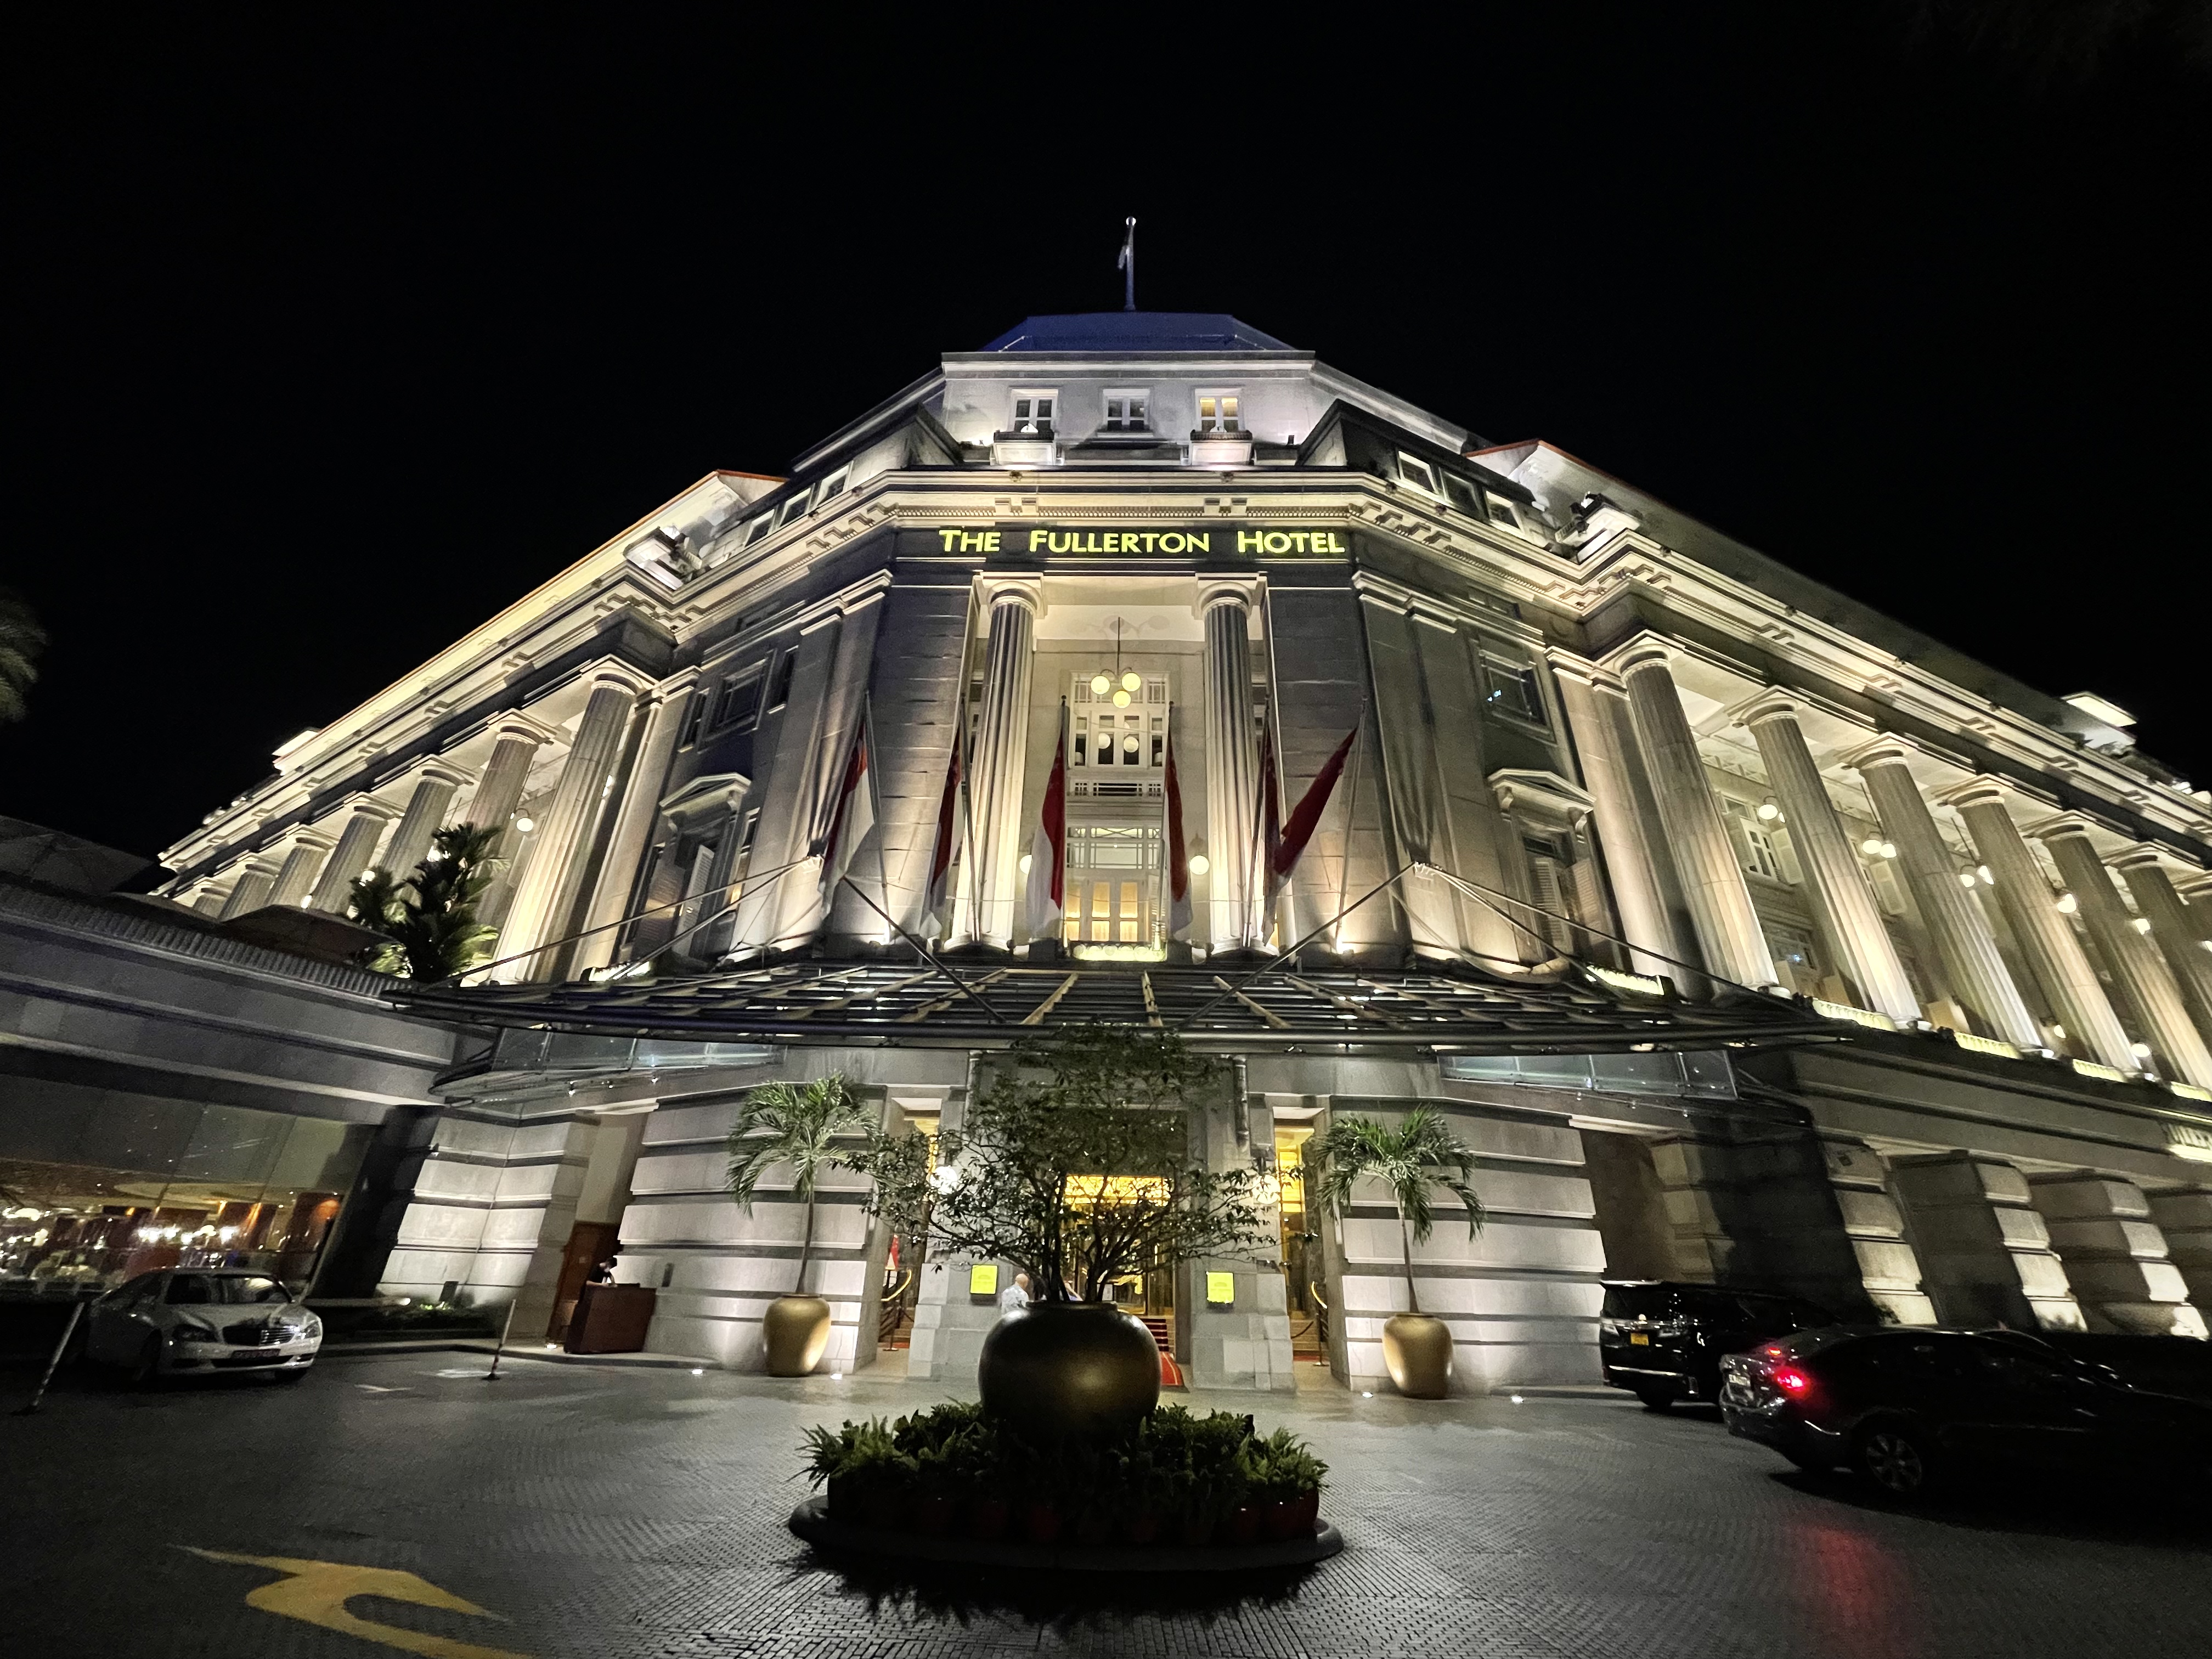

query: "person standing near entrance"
xmin=996 ymin=1270 xmax=1031 ymax=1317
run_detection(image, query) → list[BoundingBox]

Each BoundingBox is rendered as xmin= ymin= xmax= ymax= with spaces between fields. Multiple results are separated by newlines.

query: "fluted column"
xmin=1551 ymin=653 xmax=1685 ymax=979
xmin=308 ymin=801 xmax=399 ymax=913
xmin=1846 ymin=741 xmax=2040 ymax=1046
xmin=464 ymin=718 xmax=554 ymax=848
xmin=964 ymin=582 xmax=1039 ymax=948
xmin=493 ymin=675 xmax=642 ymax=981
xmin=377 ymin=763 xmax=472 ymax=884
xmin=218 ymin=859 xmax=279 ymax=918
xmin=1737 ymin=696 xmax=1918 ymax=1020
xmin=1617 ymin=646 xmax=1776 ymax=989
xmin=1203 ymin=583 xmax=1261 ymax=950
xmin=1943 ymin=782 xmax=2135 ymax=1069
xmin=2110 ymin=850 xmax=2212 ymax=1047
xmin=2034 ymin=817 xmax=2212 ymax=1087
xmin=264 ymin=831 xmax=334 ymax=909
xmin=2183 ymin=876 xmax=2212 ymax=932
xmin=569 ymin=680 xmax=696 ymax=977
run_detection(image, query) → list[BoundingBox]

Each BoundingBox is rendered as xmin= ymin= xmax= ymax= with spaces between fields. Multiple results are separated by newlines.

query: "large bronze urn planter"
xmin=763 ymin=1294 xmax=832 ymax=1376
xmin=979 ymin=1301 xmax=1160 ymax=1442
xmin=1381 ymin=1312 xmax=1452 ymax=1398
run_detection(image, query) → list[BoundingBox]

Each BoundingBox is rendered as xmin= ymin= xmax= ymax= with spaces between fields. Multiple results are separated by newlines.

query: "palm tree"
xmin=348 ymin=824 xmax=501 ymax=981
xmin=1308 ymin=1108 xmax=1483 ymax=1315
xmin=0 ymin=587 xmax=47 ymax=724
xmin=727 ymin=1076 xmax=875 ymax=1296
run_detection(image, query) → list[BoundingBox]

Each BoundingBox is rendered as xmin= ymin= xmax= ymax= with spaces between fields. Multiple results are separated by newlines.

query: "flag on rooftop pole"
xmin=1163 ymin=722 xmax=1191 ymax=941
xmin=921 ymin=732 xmax=964 ymax=939
xmin=816 ymin=710 xmax=877 ymax=906
xmin=1265 ymin=724 xmax=1359 ymax=912
xmin=1024 ymin=702 xmax=1068 ymax=943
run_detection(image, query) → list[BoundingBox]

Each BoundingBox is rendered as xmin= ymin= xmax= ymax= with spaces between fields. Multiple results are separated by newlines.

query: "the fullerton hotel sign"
xmin=928 ymin=526 xmax=1353 ymax=556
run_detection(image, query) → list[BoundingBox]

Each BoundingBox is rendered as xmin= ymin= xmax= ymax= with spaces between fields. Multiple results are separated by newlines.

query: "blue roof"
xmin=980 ymin=313 xmax=1297 ymax=353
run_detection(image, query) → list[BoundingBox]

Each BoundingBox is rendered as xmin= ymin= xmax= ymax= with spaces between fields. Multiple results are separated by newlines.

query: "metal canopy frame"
xmin=392 ymin=956 xmax=1842 ymax=1056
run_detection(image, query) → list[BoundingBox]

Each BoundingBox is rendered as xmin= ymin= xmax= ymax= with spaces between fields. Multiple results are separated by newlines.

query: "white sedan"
xmin=83 ymin=1269 xmax=322 ymax=1383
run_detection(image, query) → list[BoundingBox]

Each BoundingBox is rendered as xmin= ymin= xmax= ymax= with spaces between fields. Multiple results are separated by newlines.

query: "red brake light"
xmin=1773 ymin=1367 xmax=1812 ymax=1396
xmin=1762 ymin=1345 xmax=1786 ymax=1357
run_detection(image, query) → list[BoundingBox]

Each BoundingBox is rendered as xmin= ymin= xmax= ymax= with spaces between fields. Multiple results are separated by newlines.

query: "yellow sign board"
xmin=1205 ymin=1271 xmax=1235 ymax=1306
xmin=968 ymin=1262 xmax=999 ymax=1296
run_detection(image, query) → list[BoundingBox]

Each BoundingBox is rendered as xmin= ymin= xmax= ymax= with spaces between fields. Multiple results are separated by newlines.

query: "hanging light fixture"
xmin=1098 ymin=618 xmax=1137 ymax=707
xmin=1756 ymin=799 xmax=1782 ymax=822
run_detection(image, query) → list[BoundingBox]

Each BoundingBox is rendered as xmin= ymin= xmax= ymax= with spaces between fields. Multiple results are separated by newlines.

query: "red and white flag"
xmin=816 ymin=717 xmax=877 ymax=902
xmin=1163 ymin=724 xmax=1191 ymax=940
xmin=921 ymin=734 xmax=964 ymax=938
xmin=1024 ymin=704 xmax=1068 ymax=942
xmin=1249 ymin=713 xmax=1283 ymax=945
xmin=1265 ymin=724 xmax=1358 ymax=910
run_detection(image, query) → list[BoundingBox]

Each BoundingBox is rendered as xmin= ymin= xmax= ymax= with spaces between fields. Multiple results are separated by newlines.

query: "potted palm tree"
xmin=1310 ymin=1108 xmax=1483 ymax=1398
xmin=729 ymin=1076 xmax=875 ymax=1375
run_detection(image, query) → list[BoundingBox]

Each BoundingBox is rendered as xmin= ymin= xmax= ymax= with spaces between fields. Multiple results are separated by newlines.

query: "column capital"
xmin=2022 ymin=811 xmax=2103 ymax=845
xmin=1934 ymin=774 xmax=2014 ymax=813
xmin=341 ymin=795 xmax=403 ymax=823
xmin=1839 ymin=736 xmax=1916 ymax=773
xmin=1733 ymin=689 xmax=1810 ymax=729
xmin=977 ymin=574 xmax=1042 ymax=614
xmin=1612 ymin=641 xmax=1675 ymax=676
xmin=405 ymin=758 xmax=476 ymax=789
xmin=1197 ymin=576 xmax=1261 ymax=614
xmin=487 ymin=711 xmax=562 ymax=747
xmin=1542 ymin=647 xmax=1625 ymax=696
xmin=2105 ymin=845 xmax=2172 ymax=874
xmin=580 ymin=663 xmax=656 ymax=699
xmin=283 ymin=828 xmax=337 ymax=854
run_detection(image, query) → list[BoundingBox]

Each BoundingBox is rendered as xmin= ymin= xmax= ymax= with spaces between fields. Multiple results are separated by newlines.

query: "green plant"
xmin=728 ymin=1076 xmax=875 ymax=1296
xmin=1308 ymin=1108 xmax=1483 ymax=1316
xmin=348 ymin=823 xmax=502 ymax=981
xmin=842 ymin=1029 xmax=1270 ymax=1303
xmin=0 ymin=587 xmax=46 ymax=724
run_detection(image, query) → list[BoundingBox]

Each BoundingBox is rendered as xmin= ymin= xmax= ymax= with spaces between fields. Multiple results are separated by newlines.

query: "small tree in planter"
xmin=728 ymin=1076 xmax=876 ymax=1375
xmin=844 ymin=1028 xmax=1270 ymax=1440
xmin=348 ymin=823 xmax=502 ymax=981
xmin=1308 ymin=1108 xmax=1483 ymax=1398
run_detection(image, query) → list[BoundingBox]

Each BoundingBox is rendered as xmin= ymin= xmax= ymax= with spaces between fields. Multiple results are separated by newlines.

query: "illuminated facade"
xmin=157 ymin=313 xmax=2212 ymax=1389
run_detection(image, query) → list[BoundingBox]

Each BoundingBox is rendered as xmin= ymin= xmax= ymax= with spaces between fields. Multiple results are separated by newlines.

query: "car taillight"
xmin=1773 ymin=1367 xmax=1812 ymax=1396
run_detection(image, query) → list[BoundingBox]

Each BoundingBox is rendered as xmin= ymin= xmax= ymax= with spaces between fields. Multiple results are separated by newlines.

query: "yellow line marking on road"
xmin=182 ymin=1549 xmax=531 ymax=1658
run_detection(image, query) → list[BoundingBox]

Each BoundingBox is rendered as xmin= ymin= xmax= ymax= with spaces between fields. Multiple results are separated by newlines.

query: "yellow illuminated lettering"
xmin=1263 ymin=532 xmax=1291 ymax=554
xmin=984 ymin=531 xmax=1002 ymax=552
xmin=938 ymin=529 xmax=962 ymax=551
xmin=1030 ymin=529 xmax=1048 ymax=551
xmin=1237 ymin=532 xmax=1262 ymax=554
xmin=1189 ymin=532 xmax=1210 ymax=552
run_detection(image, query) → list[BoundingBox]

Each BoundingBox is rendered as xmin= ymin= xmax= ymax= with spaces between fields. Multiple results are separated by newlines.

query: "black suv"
xmin=1599 ymin=1280 xmax=1836 ymax=1409
xmin=1720 ymin=1327 xmax=2212 ymax=1498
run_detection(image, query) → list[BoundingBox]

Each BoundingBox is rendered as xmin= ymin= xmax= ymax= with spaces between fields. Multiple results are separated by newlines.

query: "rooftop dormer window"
xmin=1395 ymin=453 xmax=1443 ymax=496
xmin=777 ymin=491 xmax=811 ymax=528
xmin=1102 ymin=391 xmax=1150 ymax=433
xmin=1009 ymin=393 xmax=1056 ymax=437
xmin=1196 ymin=392 xmax=1242 ymax=435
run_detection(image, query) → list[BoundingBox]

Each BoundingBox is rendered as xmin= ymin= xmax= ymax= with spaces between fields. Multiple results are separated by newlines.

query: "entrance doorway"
xmin=1274 ymin=1122 xmax=1324 ymax=1360
xmin=548 ymin=1220 xmax=620 ymax=1342
xmin=1063 ymin=824 xmax=1163 ymax=946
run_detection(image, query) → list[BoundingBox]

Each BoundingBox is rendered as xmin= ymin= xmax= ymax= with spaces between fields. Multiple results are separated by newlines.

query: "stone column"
xmin=264 ymin=831 xmax=335 ymax=909
xmin=464 ymin=718 xmax=554 ymax=848
xmin=1943 ymin=781 xmax=2136 ymax=1069
xmin=568 ymin=680 xmax=695 ymax=977
xmin=964 ymin=582 xmax=1039 ymax=948
xmin=217 ymin=859 xmax=279 ymax=918
xmin=1202 ymin=583 xmax=1261 ymax=951
xmin=377 ymin=763 xmax=472 ymax=883
xmin=1617 ymin=647 xmax=1776 ymax=989
xmin=307 ymin=801 xmax=399 ymax=912
xmin=2028 ymin=1171 xmax=2206 ymax=1336
xmin=1889 ymin=1152 xmax=2084 ymax=1331
xmin=2184 ymin=876 xmax=2212 ymax=932
xmin=2109 ymin=849 xmax=2212 ymax=1046
xmin=493 ymin=674 xmax=642 ymax=983
xmin=1738 ymin=696 xmax=1918 ymax=1021
xmin=2033 ymin=816 xmax=2212 ymax=1086
xmin=1846 ymin=741 xmax=2040 ymax=1046
xmin=1551 ymin=652 xmax=1685 ymax=979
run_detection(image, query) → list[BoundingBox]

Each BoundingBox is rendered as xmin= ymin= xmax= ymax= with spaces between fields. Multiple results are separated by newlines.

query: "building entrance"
xmin=1062 ymin=823 xmax=1164 ymax=947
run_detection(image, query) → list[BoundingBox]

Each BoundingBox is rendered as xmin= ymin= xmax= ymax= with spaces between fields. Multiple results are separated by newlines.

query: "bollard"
xmin=484 ymin=1300 xmax=518 ymax=1381
xmin=16 ymin=1301 xmax=86 ymax=1415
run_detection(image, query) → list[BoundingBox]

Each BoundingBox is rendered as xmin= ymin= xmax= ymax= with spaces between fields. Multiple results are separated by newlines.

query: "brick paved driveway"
xmin=5 ymin=1348 xmax=2206 ymax=1658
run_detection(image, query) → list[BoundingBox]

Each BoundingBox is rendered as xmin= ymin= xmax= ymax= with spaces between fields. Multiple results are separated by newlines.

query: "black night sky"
xmin=5 ymin=8 xmax=2208 ymax=868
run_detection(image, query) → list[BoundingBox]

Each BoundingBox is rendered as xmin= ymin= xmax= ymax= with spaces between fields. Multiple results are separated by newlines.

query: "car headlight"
xmin=172 ymin=1322 xmax=221 ymax=1345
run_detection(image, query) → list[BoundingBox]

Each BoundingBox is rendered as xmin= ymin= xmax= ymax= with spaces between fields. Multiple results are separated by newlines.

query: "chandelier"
xmin=1088 ymin=618 xmax=1142 ymax=708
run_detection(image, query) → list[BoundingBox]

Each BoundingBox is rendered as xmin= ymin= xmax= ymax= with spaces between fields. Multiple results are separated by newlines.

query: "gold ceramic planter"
xmin=763 ymin=1294 xmax=832 ymax=1376
xmin=1381 ymin=1312 xmax=1452 ymax=1398
xmin=979 ymin=1301 xmax=1161 ymax=1441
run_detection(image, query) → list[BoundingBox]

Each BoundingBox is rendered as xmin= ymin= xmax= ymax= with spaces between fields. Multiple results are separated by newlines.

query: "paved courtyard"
xmin=5 ymin=1346 xmax=2208 ymax=1658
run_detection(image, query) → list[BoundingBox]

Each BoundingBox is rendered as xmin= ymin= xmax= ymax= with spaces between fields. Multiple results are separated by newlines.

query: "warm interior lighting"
xmin=2131 ymin=1043 xmax=2153 ymax=1059
xmin=1121 ymin=732 xmax=1139 ymax=754
xmin=1877 ymin=842 xmax=1897 ymax=860
xmin=2055 ymin=891 xmax=2078 ymax=914
xmin=515 ymin=816 xmax=535 ymax=833
xmin=1860 ymin=837 xmax=1884 ymax=856
xmin=1112 ymin=688 xmax=1132 ymax=707
xmin=1188 ymin=853 xmax=1210 ymax=875
xmin=1018 ymin=853 xmax=1032 ymax=874
xmin=1977 ymin=866 xmax=1995 ymax=885
xmin=1960 ymin=872 xmax=1980 ymax=888
xmin=1090 ymin=673 xmax=1111 ymax=696
xmin=2131 ymin=916 xmax=2153 ymax=934
xmin=1121 ymin=670 xmax=1142 ymax=693
xmin=1757 ymin=802 xmax=1781 ymax=822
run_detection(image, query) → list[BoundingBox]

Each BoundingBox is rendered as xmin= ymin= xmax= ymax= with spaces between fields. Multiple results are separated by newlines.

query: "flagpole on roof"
xmin=1116 ymin=217 xmax=1136 ymax=312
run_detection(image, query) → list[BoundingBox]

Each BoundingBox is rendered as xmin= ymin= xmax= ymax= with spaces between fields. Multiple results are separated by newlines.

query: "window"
xmin=815 ymin=469 xmax=849 ymax=504
xmin=1396 ymin=453 xmax=1442 ymax=496
xmin=742 ymin=515 xmax=772 ymax=547
xmin=1196 ymin=392 xmax=1242 ymax=434
xmin=1443 ymin=473 xmax=1485 ymax=516
xmin=679 ymin=687 xmax=709 ymax=748
xmin=766 ymin=652 xmax=795 ymax=709
xmin=1102 ymin=391 xmax=1150 ymax=432
xmin=711 ymin=667 xmax=765 ymax=732
xmin=1010 ymin=393 xmax=1056 ymax=436
xmin=1724 ymin=797 xmax=1786 ymax=883
xmin=1482 ymin=657 xmax=1542 ymax=721
xmin=777 ymin=492 xmax=811 ymax=528
xmin=1488 ymin=498 xmax=1521 ymax=529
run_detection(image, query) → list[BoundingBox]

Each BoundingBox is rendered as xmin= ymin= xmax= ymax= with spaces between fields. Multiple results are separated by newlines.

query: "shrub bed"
xmin=800 ymin=1402 xmax=1326 ymax=1547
